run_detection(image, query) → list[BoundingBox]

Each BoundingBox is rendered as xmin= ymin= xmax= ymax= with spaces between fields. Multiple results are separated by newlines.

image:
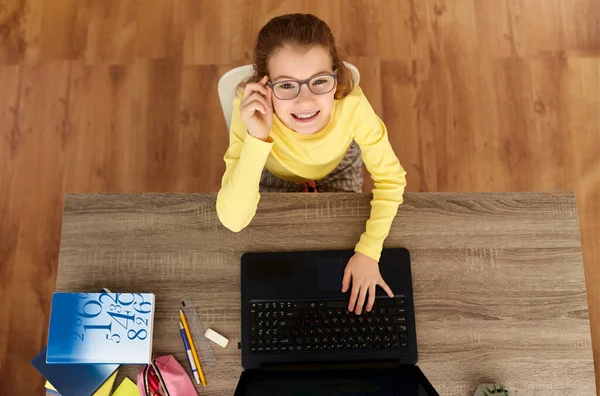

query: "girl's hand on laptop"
xmin=240 ymin=75 xmax=274 ymax=141
xmin=342 ymin=252 xmax=394 ymax=315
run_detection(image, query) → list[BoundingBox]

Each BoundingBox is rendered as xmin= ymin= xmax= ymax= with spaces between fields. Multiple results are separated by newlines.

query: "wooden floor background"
xmin=0 ymin=0 xmax=598 ymax=394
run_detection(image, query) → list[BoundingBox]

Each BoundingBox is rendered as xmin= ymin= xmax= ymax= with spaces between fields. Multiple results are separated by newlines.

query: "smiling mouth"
xmin=291 ymin=110 xmax=320 ymax=122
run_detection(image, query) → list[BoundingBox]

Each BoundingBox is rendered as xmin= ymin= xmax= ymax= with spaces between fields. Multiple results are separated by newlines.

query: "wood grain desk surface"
xmin=54 ymin=192 xmax=596 ymax=395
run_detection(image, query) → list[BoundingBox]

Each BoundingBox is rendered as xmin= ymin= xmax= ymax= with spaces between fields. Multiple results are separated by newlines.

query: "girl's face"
xmin=268 ymin=45 xmax=336 ymax=135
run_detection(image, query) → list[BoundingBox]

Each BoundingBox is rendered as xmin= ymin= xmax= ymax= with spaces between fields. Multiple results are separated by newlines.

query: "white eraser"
xmin=205 ymin=328 xmax=229 ymax=348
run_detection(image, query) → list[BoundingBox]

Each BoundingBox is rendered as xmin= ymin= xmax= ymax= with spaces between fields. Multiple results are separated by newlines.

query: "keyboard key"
xmin=395 ymin=325 xmax=407 ymax=332
xmin=388 ymin=308 xmax=404 ymax=315
xmin=327 ymin=300 xmax=346 ymax=308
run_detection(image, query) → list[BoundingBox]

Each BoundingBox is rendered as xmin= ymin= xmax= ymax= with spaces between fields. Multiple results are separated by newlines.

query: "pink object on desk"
xmin=137 ymin=355 xmax=198 ymax=396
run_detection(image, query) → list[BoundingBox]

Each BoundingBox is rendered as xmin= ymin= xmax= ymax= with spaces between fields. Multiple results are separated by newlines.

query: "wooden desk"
xmin=55 ymin=193 xmax=596 ymax=395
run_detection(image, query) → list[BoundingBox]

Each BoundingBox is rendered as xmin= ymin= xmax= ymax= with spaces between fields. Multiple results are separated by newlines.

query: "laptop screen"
xmin=235 ymin=366 xmax=438 ymax=396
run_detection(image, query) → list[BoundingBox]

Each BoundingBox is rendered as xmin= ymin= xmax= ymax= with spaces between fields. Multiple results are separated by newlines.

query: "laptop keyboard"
xmin=249 ymin=296 xmax=408 ymax=354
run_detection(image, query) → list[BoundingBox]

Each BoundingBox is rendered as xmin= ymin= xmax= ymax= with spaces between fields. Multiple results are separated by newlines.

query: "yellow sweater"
xmin=216 ymin=86 xmax=407 ymax=261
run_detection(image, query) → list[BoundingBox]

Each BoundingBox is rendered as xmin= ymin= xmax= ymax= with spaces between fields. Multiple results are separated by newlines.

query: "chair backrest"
xmin=217 ymin=62 xmax=360 ymax=132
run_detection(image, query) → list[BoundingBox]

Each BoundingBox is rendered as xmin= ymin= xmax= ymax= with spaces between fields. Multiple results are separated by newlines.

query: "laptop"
xmin=236 ymin=248 xmax=439 ymax=395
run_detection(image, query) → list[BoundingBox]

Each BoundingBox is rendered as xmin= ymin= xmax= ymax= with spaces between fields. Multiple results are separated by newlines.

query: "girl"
xmin=217 ymin=14 xmax=407 ymax=316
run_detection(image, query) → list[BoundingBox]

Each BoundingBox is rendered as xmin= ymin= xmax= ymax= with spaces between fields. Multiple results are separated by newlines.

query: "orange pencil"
xmin=179 ymin=309 xmax=207 ymax=386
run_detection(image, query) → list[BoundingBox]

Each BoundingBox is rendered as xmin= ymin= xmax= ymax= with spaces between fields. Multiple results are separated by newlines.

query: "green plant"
xmin=483 ymin=385 xmax=509 ymax=396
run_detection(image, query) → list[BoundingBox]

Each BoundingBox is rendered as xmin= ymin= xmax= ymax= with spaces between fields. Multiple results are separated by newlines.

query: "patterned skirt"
xmin=259 ymin=141 xmax=363 ymax=193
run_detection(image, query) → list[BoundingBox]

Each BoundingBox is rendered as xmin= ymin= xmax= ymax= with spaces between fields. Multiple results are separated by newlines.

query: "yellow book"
xmin=45 ymin=370 xmax=118 ymax=396
xmin=112 ymin=377 xmax=141 ymax=396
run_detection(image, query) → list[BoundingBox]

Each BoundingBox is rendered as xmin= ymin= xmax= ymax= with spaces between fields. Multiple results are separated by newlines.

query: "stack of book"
xmin=31 ymin=291 xmax=155 ymax=396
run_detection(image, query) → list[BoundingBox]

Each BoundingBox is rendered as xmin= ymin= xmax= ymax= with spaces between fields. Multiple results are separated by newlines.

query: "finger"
xmin=242 ymin=100 xmax=267 ymax=116
xmin=341 ymin=268 xmax=351 ymax=293
xmin=244 ymin=92 xmax=269 ymax=109
xmin=355 ymin=284 xmax=368 ymax=315
xmin=260 ymin=75 xmax=269 ymax=85
xmin=366 ymin=284 xmax=376 ymax=312
xmin=243 ymin=82 xmax=268 ymax=98
xmin=348 ymin=282 xmax=360 ymax=312
xmin=379 ymin=279 xmax=394 ymax=298
xmin=265 ymin=85 xmax=273 ymax=107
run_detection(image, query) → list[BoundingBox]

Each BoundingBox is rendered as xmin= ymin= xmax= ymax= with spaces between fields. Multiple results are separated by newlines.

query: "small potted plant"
xmin=474 ymin=384 xmax=510 ymax=396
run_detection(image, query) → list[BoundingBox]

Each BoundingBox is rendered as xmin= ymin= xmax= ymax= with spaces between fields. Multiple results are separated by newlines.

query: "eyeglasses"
xmin=267 ymin=72 xmax=337 ymax=100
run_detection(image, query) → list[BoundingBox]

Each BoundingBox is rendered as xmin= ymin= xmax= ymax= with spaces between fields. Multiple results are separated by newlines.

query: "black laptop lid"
xmin=234 ymin=365 xmax=439 ymax=396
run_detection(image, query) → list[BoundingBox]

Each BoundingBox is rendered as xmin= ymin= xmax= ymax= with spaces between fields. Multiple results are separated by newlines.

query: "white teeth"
xmin=294 ymin=111 xmax=318 ymax=119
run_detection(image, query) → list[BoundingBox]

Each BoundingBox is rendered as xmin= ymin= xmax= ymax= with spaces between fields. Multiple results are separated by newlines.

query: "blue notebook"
xmin=47 ymin=292 xmax=155 ymax=364
xmin=31 ymin=347 xmax=118 ymax=396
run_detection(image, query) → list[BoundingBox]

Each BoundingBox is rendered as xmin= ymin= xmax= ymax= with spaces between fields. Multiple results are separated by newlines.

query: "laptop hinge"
xmin=261 ymin=360 xmax=399 ymax=372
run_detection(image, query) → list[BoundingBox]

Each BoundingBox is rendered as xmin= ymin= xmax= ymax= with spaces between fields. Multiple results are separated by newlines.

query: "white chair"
xmin=217 ymin=62 xmax=360 ymax=131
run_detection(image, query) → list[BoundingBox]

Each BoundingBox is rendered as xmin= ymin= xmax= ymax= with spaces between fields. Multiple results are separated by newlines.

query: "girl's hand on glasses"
xmin=240 ymin=75 xmax=273 ymax=141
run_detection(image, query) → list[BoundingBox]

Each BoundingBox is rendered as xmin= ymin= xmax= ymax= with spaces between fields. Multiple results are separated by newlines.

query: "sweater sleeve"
xmin=353 ymin=92 xmax=407 ymax=261
xmin=216 ymin=95 xmax=273 ymax=232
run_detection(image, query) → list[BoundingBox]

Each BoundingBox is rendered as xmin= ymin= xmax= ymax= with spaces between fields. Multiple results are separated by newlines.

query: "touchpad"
xmin=317 ymin=257 xmax=347 ymax=292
